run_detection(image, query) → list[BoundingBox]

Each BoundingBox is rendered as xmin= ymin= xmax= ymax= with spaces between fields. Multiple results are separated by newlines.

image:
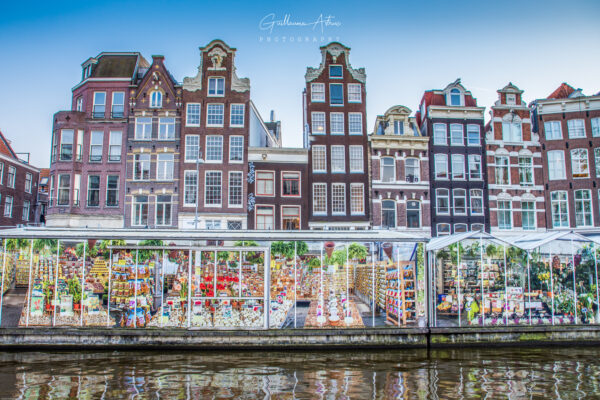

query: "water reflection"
xmin=1 ymin=347 xmax=600 ymax=399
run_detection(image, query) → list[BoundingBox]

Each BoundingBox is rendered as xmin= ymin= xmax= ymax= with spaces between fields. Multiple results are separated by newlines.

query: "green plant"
xmin=348 ymin=243 xmax=367 ymax=261
xmin=33 ymin=239 xmax=60 ymax=256
xmin=5 ymin=239 xmax=30 ymax=253
xmin=179 ymin=280 xmax=188 ymax=301
xmin=217 ymin=251 xmax=230 ymax=262
xmin=138 ymin=240 xmax=164 ymax=263
xmin=68 ymin=278 xmax=82 ymax=304
xmin=75 ymin=242 xmax=98 ymax=259
xmin=98 ymin=239 xmax=126 ymax=260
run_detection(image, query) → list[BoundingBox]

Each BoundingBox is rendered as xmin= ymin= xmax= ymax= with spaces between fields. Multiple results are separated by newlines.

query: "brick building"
xmin=47 ymin=52 xmax=148 ymax=228
xmin=370 ymin=106 xmax=431 ymax=233
xmin=486 ymin=83 xmax=546 ymax=233
xmin=179 ymin=40 xmax=276 ymax=230
xmin=0 ymin=131 xmax=39 ymax=227
xmin=125 ymin=55 xmax=182 ymax=228
xmin=417 ymin=79 xmax=489 ymax=236
xmin=532 ymin=83 xmax=600 ymax=230
xmin=303 ymin=42 xmax=370 ymax=230
xmin=247 ymin=147 xmax=309 ymax=230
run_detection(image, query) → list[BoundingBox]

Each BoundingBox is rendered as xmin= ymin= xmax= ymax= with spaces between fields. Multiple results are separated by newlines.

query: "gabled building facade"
xmin=47 ymin=52 xmax=148 ymax=228
xmin=417 ymin=79 xmax=489 ymax=236
xmin=370 ymin=106 xmax=430 ymax=233
xmin=532 ymin=83 xmax=600 ymax=230
xmin=486 ymin=83 xmax=546 ymax=233
xmin=303 ymin=43 xmax=370 ymax=230
xmin=125 ymin=55 xmax=182 ymax=228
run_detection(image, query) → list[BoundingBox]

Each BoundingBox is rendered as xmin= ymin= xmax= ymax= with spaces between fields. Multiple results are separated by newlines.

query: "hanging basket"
xmin=324 ymin=242 xmax=335 ymax=258
xmin=382 ymin=242 xmax=393 ymax=260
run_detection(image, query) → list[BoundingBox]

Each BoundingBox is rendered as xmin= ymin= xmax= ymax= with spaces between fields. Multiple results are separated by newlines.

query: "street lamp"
xmin=194 ymin=151 xmax=204 ymax=230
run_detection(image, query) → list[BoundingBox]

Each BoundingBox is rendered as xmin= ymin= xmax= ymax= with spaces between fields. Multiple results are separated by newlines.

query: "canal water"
xmin=0 ymin=347 xmax=599 ymax=399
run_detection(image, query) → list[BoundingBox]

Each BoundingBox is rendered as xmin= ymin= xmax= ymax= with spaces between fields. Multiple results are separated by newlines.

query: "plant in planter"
xmin=179 ymin=280 xmax=188 ymax=308
xmin=308 ymin=257 xmax=321 ymax=273
xmin=138 ymin=240 xmax=164 ymax=263
xmin=348 ymin=243 xmax=368 ymax=263
xmin=75 ymin=242 xmax=98 ymax=260
xmin=98 ymin=239 xmax=126 ymax=260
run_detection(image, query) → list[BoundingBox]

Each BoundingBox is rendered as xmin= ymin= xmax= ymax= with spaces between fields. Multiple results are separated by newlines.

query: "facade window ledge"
xmin=204 ymin=204 xmax=223 ymax=208
xmin=206 ymin=125 xmax=224 ymax=128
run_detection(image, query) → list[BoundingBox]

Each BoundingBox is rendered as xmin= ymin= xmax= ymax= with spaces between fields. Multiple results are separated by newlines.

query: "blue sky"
xmin=0 ymin=0 xmax=599 ymax=167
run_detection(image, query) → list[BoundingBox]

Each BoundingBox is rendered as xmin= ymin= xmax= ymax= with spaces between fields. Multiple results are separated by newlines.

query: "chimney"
xmin=270 ymin=110 xmax=275 ymax=122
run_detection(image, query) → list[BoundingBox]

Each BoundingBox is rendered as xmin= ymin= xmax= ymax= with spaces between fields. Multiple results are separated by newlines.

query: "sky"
xmin=0 ymin=0 xmax=599 ymax=168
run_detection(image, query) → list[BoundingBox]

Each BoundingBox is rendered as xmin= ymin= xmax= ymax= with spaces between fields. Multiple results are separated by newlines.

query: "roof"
xmin=0 ymin=130 xmax=17 ymax=159
xmin=0 ymin=227 xmax=428 ymax=243
xmin=508 ymin=230 xmax=600 ymax=251
xmin=91 ymin=53 xmax=142 ymax=78
xmin=39 ymin=168 xmax=50 ymax=179
xmin=547 ymin=83 xmax=576 ymax=99
xmin=426 ymin=231 xmax=512 ymax=252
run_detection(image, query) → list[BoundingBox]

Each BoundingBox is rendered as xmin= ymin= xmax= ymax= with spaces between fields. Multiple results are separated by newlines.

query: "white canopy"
xmin=508 ymin=230 xmax=600 ymax=252
xmin=426 ymin=230 xmax=512 ymax=252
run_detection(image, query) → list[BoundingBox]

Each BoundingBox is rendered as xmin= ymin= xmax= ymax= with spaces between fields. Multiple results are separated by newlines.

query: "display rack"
xmin=385 ymin=261 xmax=416 ymax=326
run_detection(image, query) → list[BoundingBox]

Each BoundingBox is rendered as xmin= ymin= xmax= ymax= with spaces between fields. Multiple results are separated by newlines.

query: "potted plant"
xmin=179 ymin=280 xmax=188 ymax=309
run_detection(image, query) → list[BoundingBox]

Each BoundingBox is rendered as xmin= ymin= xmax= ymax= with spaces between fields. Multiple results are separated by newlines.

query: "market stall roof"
xmin=0 ymin=227 xmax=428 ymax=242
xmin=508 ymin=230 xmax=600 ymax=251
xmin=426 ymin=230 xmax=513 ymax=252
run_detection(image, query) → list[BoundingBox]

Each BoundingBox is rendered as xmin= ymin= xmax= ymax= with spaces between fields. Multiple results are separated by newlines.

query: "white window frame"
xmin=571 ymin=148 xmax=589 ymax=178
xmin=156 ymin=153 xmax=174 ymax=181
xmin=158 ymin=117 xmax=176 ymax=140
xmin=281 ymin=171 xmax=301 ymax=197
xmin=6 ymin=166 xmax=15 ymax=189
xmin=183 ymin=170 xmax=198 ymax=206
xmin=155 ymin=195 xmax=172 ymax=226
xmin=466 ymin=124 xmax=480 ymax=146
xmin=255 ymin=205 xmax=275 ymax=230
xmin=567 ymin=119 xmax=586 ymax=138
xmin=437 ymin=223 xmax=451 ymax=236
xmin=311 ymin=112 xmax=326 ymax=134
xmin=229 ymin=136 xmax=244 ymax=163
xmin=592 ymin=118 xmax=600 ymax=138
xmin=106 ymin=175 xmax=119 ymax=207
xmin=312 ymin=183 xmax=327 ymax=215
xmin=135 ymin=117 xmax=152 ymax=140
xmin=111 ymin=91 xmax=125 ymax=117
xmin=22 ymin=200 xmax=30 ymax=221
xmin=230 ymin=104 xmax=245 ymax=127
xmin=24 ymin=173 xmax=32 ymax=194
xmin=495 ymin=155 xmax=510 ymax=185
xmin=451 ymin=154 xmax=465 ymax=180
xmin=89 ymin=131 xmax=103 ymax=162
xmin=133 ymin=153 xmax=151 ymax=181
xmin=497 ymin=200 xmax=513 ymax=230
xmin=207 ymin=77 xmax=225 ymax=97
xmin=92 ymin=92 xmax=106 ymax=117
xmin=150 ymin=91 xmax=162 ymax=108
xmin=311 ymin=83 xmax=325 ymax=102
xmin=228 ymin=171 xmax=243 ymax=208
xmin=186 ymin=103 xmax=201 ymax=127
xmin=551 ymin=191 xmax=569 ymax=228
xmin=204 ymin=171 xmax=222 ymax=207
xmin=331 ymin=183 xmax=346 ymax=215
xmin=521 ymin=201 xmax=536 ymax=231
xmin=547 ymin=150 xmax=566 ymax=180
xmin=575 ymin=189 xmax=593 ymax=227
xmin=433 ymin=123 xmax=447 ymax=145
xmin=349 ymin=146 xmax=364 ymax=173
xmin=544 ymin=120 xmax=562 ymax=140
xmin=470 ymin=189 xmax=484 ymax=216
xmin=329 ymin=83 xmax=344 ymax=106
xmin=518 ymin=156 xmax=534 ymax=185
xmin=205 ymin=135 xmax=223 ymax=163
xmin=380 ymin=157 xmax=395 ymax=182
xmin=436 ymin=189 xmax=449 ymax=215
xmin=347 ymin=84 xmax=362 ymax=103
xmin=281 ymin=205 xmax=301 ymax=230
xmin=331 ymin=145 xmax=345 ymax=173
xmin=450 ymin=124 xmax=464 ymax=146
xmin=330 ymin=112 xmax=344 ymax=135
xmin=329 ymin=64 xmax=343 ymax=79
xmin=348 ymin=113 xmax=363 ymax=135
xmin=206 ymin=103 xmax=225 ymax=127
xmin=312 ymin=145 xmax=326 ymax=173
xmin=185 ymin=135 xmax=200 ymax=162
xmin=108 ymin=131 xmax=122 ymax=162
xmin=131 ymin=195 xmax=149 ymax=226
xmin=434 ymin=153 xmax=448 ymax=180
xmin=453 ymin=188 xmax=467 ymax=215
xmin=4 ymin=196 xmax=13 ymax=217
xmin=468 ymin=155 xmax=482 ymax=180
xmin=502 ymin=121 xmax=523 ymax=143
xmin=350 ymin=183 xmax=364 ymax=215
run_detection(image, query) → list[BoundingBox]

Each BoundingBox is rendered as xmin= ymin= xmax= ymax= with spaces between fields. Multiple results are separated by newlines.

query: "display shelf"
xmin=386 ymin=261 xmax=416 ymax=326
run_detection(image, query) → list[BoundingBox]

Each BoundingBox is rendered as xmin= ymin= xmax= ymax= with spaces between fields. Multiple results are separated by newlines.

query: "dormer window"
xmin=208 ymin=77 xmax=225 ymax=96
xmin=329 ymin=65 xmax=343 ymax=78
xmin=506 ymin=93 xmax=516 ymax=105
xmin=393 ymin=120 xmax=404 ymax=135
xmin=450 ymin=88 xmax=462 ymax=106
xmin=82 ymin=64 xmax=92 ymax=80
xmin=150 ymin=91 xmax=162 ymax=108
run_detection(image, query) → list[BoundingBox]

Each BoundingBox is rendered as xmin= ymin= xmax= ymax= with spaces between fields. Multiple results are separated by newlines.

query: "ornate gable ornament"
xmin=305 ymin=42 xmax=366 ymax=83
xmin=207 ymin=47 xmax=227 ymax=71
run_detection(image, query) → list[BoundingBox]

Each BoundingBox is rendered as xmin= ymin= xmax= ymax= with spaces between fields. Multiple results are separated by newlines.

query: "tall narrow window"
xmin=256 ymin=171 xmax=274 ymax=196
xmin=311 ymin=112 xmax=326 ymax=134
xmin=229 ymin=136 xmax=244 ymax=162
xmin=184 ymin=171 xmax=198 ymax=206
xmin=495 ymin=155 xmax=509 ymax=184
xmin=206 ymin=136 xmax=223 ymax=162
xmin=256 ymin=206 xmax=274 ymax=230
xmin=158 ymin=118 xmax=175 ymax=140
xmin=350 ymin=183 xmax=364 ymax=215
xmin=73 ymin=174 xmax=80 ymax=206
xmin=434 ymin=154 xmax=448 ymax=179
xmin=551 ymin=191 xmax=569 ymax=228
xmin=150 ymin=91 xmax=162 ymax=108
xmin=92 ymin=92 xmax=106 ymax=118
xmin=449 ymin=88 xmax=461 ymax=106
xmin=349 ymin=146 xmax=364 ymax=172
xmin=7 ymin=166 xmax=15 ymax=188
xmin=186 ymin=103 xmax=201 ymax=126
xmin=132 ymin=196 xmax=149 ymax=226
xmin=521 ymin=201 xmax=535 ymax=230
xmin=204 ymin=171 xmax=222 ymax=206
xmin=106 ymin=176 xmax=119 ymax=207
xmin=331 ymin=145 xmax=345 ymax=173
xmin=76 ymin=130 xmax=83 ymax=161
xmin=312 ymin=183 xmax=327 ymax=214
xmin=156 ymin=195 xmax=172 ymax=226
xmin=108 ymin=131 xmax=122 ymax=162
xmin=518 ymin=156 xmax=533 ymax=185
xmin=436 ymin=189 xmax=449 ymax=214
xmin=571 ymin=148 xmax=589 ymax=178
xmin=60 ymin=130 xmax=74 ymax=161
xmin=25 ymin=173 xmax=32 ymax=193
xmin=208 ymin=77 xmax=225 ymax=96
xmin=185 ymin=135 xmax=200 ymax=162
xmin=433 ymin=124 xmax=447 ymax=145
xmin=451 ymin=154 xmax=465 ymax=180
xmin=228 ymin=171 xmax=243 ymax=207
xmin=394 ymin=120 xmax=404 ymax=135
xmin=311 ymin=83 xmax=325 ymax=102
xmin=405 ymin=158 xmax=420 ymax=182
xmin=567 ymin=119 xmax=586 ymax=138
xmin=544 ymin=121 xmax=562 ymax=140
xmin=282 ymin=206 xmax=301 ymax=230
xmin=575 ymin=189 xmax=593 ymax=227
xmin=206 ymin=104 xmax=224 ymax=126
xmin=547 ymin=150 xmax=566 ymax=180
xmin=282 ymin=172 xmax=300 ymax=196
xmin=347 ymin=84 xmax=362 ymax=102
xmin=134 ymin=154 xmax=151 ymax=180
xmin=595 ymin=148 xmax=600 ymax=177
xmin=89 ymin=131 xmax=103 ymax=162
xmin=468 ymin=155 xmax=482 ymax=180
xmin=49 ymin=175 xmax=54 ymax=207
xmin=111 ymin=92 xmax=124 ymax=118
xmin=331 ymin=183 xmax=346 ymax=215
xmin=156 ymin=153 xmax=174 ymax=181
xmin=230 ymin=104 xmax=245 ymax=127
xmin=348 ymin=113 xmax=363 ymax=135
xmin=470 ymin=189 xmax=483 ymax=215
xmin=450 ymin=124 xmax=463 ymax=146
xmin=592 ymin=118 xmax=600 ymax=137
xmin=22 ymin=200 xmax=30 ymax=221
xmin=330 ymin=113 xmax=344 ymax=135
xmin=135 ymin=117 xmax=152 ymax=140
xmin=329 ymin=83 xmax=344 ymax=105
xmin=407 ymin=201 xmax=421 ymax=228
xmin=467 ymin=124 xmax=480 ymax=146
xmin=76 ymin=97 xmax=83 ymax=112
xmin=312 ymin=146 xmax=326 ymax=172
xmin=381 ymin=200 xmax=396 ymax=228
xmin=4 ymin=196 xmax=12 ymax=217
xmin=87 ymin=175 xmax=100 ymax=207
xmin=380 ymin=157 xmax=395 ymax=182
xmin=453 ymin=189 xmax=466 ymax=214
xmin=497 ymin=200 xmax=512 ymax=229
